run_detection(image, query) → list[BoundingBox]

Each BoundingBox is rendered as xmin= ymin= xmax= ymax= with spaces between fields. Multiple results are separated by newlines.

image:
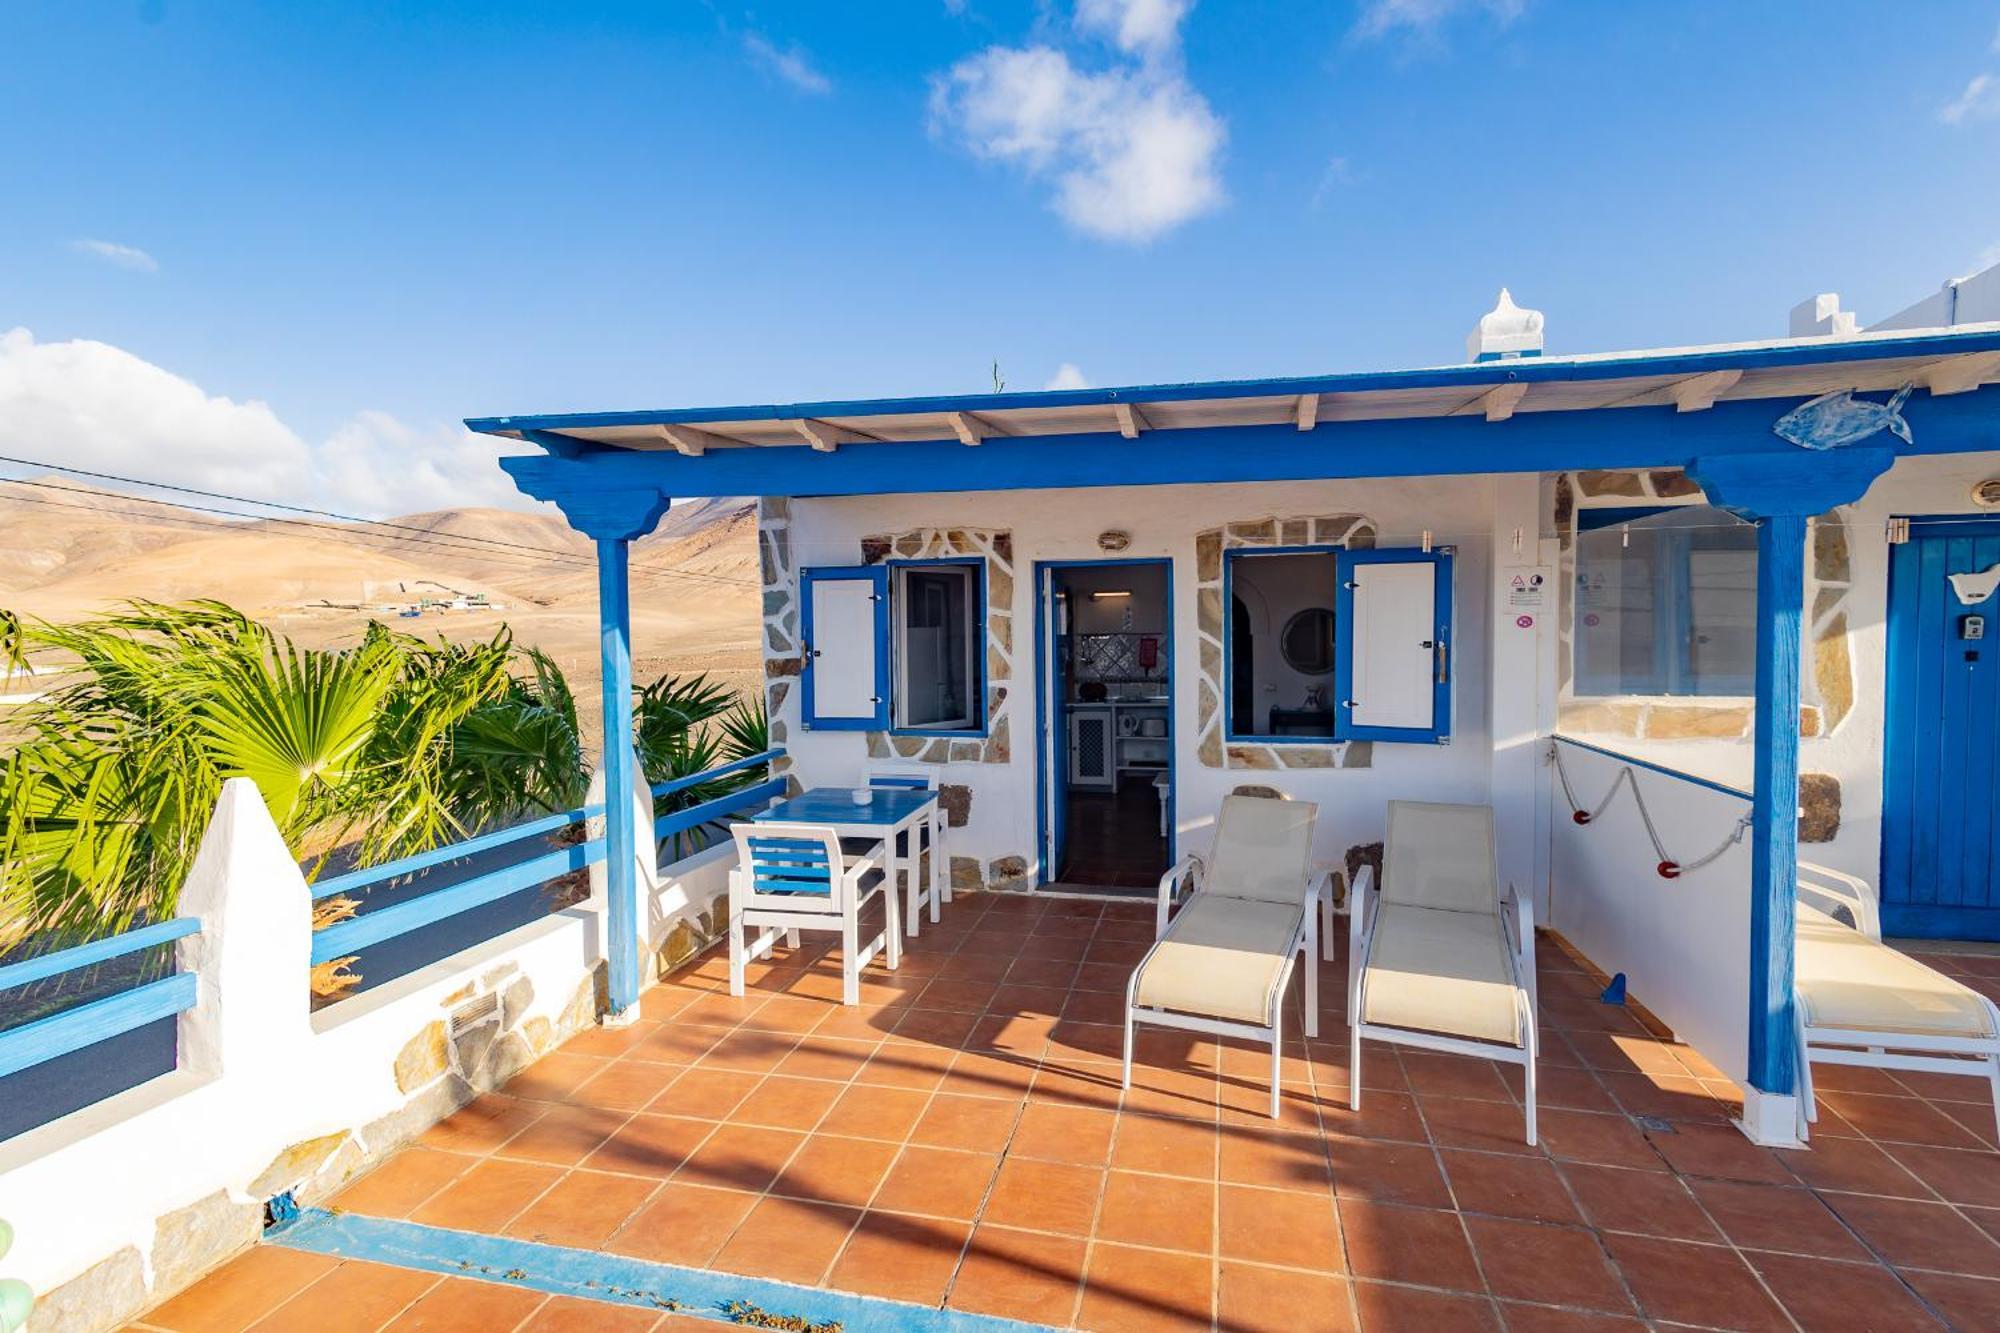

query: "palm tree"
xmin=636 ymin=675 xmax=771 ymax=862
xmin=0 ymin=602 xmax=768 ymax=955
xmin=0 ymin=602 xmax=519 ymax=943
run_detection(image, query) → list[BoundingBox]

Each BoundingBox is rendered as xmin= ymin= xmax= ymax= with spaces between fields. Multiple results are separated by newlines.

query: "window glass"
xmin=1573 ymin=506 xmax=1756 ymax=697
xmin=1227 ymin=550 xmax=1339 ymax=738
xmin=894 ymin=564 xmax=980 ymax=730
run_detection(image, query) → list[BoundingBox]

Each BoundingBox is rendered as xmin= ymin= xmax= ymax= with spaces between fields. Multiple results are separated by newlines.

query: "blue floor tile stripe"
xmin=267 ymin=1208 xmax=1056 ymax=1332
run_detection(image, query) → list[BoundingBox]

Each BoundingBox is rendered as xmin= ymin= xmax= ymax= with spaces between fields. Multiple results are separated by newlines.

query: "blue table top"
xmin=754 ymin=787 xmax=935 ymax=827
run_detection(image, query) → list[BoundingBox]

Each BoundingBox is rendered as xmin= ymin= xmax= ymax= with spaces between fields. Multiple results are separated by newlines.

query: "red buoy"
xmin=1657 ymin=861 xmax=1681 ymax=879
xmin=1572 ymin=811 xmax=1591 ymax=825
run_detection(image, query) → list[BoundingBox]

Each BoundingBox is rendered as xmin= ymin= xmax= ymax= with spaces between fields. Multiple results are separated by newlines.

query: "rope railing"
xmin=1550 ymin=739 xmax=1751 ymax=879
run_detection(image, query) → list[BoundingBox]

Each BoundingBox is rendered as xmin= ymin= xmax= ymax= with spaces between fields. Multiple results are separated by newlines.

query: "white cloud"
xmin=1075 ymin=0 xmax=1193 ymax=59
xmin=930 ymin=1 xmax=1225 ymax=243
xmin=1353 ymin=0 xmax=1525 ymax=41
xmin=1940 ymin=72 xmax=2000 ymax=124
xmin=743 ymin=32 xmax=832 ymax=95
xmin=0 ymin=327 xmax=538 ymax=520
xmin=70 ymin=238 xmax=158 ymax=272
xmin=1044 ymin=362 xmax=1091 ymax=389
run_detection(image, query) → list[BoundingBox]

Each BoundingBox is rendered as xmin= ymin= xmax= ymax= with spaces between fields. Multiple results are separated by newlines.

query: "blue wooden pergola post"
xmin=498 ymin=455 xmax=672 ymax=1025
xmin=596 ymin=536 xmax=641 ymax=1018
xmin=1746 ymin=511 xmax=1806 ymax=1105
xmin=1689 ymin=445 xmax=1894 ymax=1143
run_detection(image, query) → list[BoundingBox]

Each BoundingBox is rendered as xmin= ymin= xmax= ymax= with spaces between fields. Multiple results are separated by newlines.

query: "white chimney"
xmin=1788 ymin=292 xmax=1857 ymax=339
xmin=1466 ymin=288 xmax=1545 ymax=362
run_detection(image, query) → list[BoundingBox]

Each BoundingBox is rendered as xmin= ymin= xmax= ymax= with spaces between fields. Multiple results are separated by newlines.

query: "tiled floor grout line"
xmin=280 ymin=907 xmax=2000 ymax=1333
xmin=1399 ymin=1046 xmax=1512 ymax=1329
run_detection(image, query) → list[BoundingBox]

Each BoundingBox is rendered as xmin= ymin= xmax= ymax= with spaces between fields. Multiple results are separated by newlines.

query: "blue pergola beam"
xmin=494 ymin=387 xmax=2000 ymax=504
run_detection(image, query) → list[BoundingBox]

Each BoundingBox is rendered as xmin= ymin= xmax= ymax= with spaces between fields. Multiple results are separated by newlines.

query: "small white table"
xmin=754 ymin=787 xmax=942 ymax=937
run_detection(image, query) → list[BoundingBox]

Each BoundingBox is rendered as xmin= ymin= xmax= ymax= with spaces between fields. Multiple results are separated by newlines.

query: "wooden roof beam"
xmin=654 ymin=424 xmax=732 ymax=456
xmin=1464 ymin=381 xmax=1529 ymax=422
xmin=1296 ymin=392 xmax=1320 ymax=431
xmin=1668 ymin=369 xmax=1742 ymax=413
xmin=1112 ymin=402 xmax=1150 ymax=438
xmin=1920 ymin=351 xmax=2000 ymax=396
xmin=784 ymin=418 xmax=875 ymax=452
xmin=945 ymin=411 xmax=986 ymax=446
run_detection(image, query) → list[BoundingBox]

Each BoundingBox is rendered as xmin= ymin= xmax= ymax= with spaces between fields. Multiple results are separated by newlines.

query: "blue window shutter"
xmin=1334 ymin=548 xmax=1454 ymax=744
xmin=801 ymin=566 xmax=890 ymax=731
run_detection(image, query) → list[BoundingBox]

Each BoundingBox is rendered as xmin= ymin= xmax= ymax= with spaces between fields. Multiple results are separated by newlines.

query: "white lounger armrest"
xmin=1502 ymin=884 xmax=1537 ymax=1012
xmin=1156 ymin=852 xmax=1204 ymax=938
xmin=1347 ymin=862 xmax=1376 ymax=1014
xmin=1798 ymin=862 xmax=1881 ymax=940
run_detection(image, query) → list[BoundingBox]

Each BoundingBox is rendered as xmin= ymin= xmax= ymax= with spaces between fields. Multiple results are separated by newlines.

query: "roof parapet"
xmin=1789 ymin=292 xmax=1858 ymax=339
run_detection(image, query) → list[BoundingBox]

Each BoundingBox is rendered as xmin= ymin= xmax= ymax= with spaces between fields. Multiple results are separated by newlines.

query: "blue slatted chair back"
xmin=731 ymin=823 xmax=852 ymax=914
xmin=746 ymin=835 xmax=834 ymax=896
xmin=868 ymin=768 xmax=937 ymax=791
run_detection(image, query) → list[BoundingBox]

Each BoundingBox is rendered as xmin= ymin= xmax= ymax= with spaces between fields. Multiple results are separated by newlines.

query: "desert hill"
xmin=0 ymin=477 xmax=764 ymax=724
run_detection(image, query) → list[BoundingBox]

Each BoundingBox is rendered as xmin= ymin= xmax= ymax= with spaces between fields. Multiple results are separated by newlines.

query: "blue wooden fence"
xmin=308 ymin=748 xmax=787 ymax=967
xmin=0 ymin=917 xmax=201 ymax=1080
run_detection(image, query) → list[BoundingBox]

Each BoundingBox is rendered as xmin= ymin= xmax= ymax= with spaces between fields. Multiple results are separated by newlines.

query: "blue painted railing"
xmin=308 ymin=748 xmax=786 ymax=966
xmin=649 ymin=747 xmax=784 ymax=800
xmin=652 ymin=749 xmax=787 ymax=855
xmin=310 ymin=805 xmax=603 ymax=902
xmin=0 ymin=918 xmax=201 ymax=1080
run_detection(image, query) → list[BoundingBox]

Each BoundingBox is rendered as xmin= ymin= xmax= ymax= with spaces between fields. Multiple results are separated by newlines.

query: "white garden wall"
xmin=2 ymin=776 xmax=734 ymax=1332
xmin=1547 ymin=739 xmax=1755 ymax=1081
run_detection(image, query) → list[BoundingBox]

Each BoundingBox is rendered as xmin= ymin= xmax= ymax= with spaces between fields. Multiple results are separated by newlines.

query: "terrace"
xmin=9 ymin=323 xmax=2000 ymax=1331
xmin=129 ymin=891 xmax=2000 ymax=1332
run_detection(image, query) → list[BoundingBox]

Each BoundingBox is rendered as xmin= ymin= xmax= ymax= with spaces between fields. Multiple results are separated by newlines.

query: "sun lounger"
xmin=1794 ymin=862 xmax=2000 ymax=1142
xmin=1348 ymin=801 xmax=1538 ymax=1143
xmin=1123 ymin=794 xmax=1327 ymax=1119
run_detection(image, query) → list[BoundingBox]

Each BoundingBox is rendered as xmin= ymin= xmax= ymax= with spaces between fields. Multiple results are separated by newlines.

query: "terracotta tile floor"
xmin=137 ymin=894 xmax=2000 ymax=1332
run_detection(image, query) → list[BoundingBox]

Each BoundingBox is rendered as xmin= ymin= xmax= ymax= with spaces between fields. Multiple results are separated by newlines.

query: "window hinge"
xmin=1886 ymin=517 xmax=1911 ymax=545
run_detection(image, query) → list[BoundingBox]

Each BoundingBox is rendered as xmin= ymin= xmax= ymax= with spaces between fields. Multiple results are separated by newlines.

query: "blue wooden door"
xmin=1882 ymin=518 xmax=2000 ymax=939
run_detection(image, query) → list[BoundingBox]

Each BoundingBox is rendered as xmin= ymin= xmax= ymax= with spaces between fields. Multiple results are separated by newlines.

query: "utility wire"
xmin=0 ymin=464 xmax=757 ymax=591
xmin=0 ymin=487 xmax=754 ymax=595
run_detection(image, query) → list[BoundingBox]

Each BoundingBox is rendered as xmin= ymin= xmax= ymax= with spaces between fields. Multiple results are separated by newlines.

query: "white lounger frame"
xmin=1122 ymin=853 xmax=1330 ymax=1120
xmin=1793 ymin=862 xmax=2000 ymax=1142
xmin=1348 ymin=863 xmax=1541 ymax=1144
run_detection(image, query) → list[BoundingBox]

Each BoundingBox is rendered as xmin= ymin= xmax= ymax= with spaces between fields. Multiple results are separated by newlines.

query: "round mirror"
xmin=1280 ymin=607 xmax=1336 ymax=675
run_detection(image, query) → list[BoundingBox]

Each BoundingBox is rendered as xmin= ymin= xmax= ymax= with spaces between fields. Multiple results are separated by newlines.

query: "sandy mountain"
xmin=0 ymin=481 xmax=763 ymax=711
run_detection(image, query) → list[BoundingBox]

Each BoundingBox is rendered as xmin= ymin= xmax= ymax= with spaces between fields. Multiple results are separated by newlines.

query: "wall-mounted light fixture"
xmin=1090 ymin=590 xmax=1132 ymax=600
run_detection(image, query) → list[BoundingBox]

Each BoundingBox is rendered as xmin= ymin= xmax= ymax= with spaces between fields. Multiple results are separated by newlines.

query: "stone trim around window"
xmin=1193 ymin=514 xmax=1377 ymax=771
xmin=1551 ymin=469 xmax=1857 ymax=743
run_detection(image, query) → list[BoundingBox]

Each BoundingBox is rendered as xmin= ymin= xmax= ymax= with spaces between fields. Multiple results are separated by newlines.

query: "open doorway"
xmin=1036 ymin=559 xmax=1173 ymax=892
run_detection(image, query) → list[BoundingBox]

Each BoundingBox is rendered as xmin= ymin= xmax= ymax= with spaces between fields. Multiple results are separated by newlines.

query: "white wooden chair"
xmin=1794 ymin=862 xmax=2000 ymax=1142
xmin=1349 ymin=801 xmax=1539 ymax=1143
xmin=728 ymin=823 xmax=897 ymax=1005
xmin=862 ymin=766 xmax=947 ymax=933
xmin=1123 ymin=794 xmax=1328 ymax=1119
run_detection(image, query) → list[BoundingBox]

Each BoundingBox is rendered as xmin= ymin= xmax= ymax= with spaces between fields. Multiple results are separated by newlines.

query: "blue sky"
xmin=2 ymin=0 xmax=1997 ymax=513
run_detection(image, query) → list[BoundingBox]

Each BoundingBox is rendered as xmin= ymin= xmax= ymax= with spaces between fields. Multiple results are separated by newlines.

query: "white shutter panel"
xmin=1337 ymin=551 xmax=1452 ymax=743
xmin=802 ymin=567 xmax=888 ymax=730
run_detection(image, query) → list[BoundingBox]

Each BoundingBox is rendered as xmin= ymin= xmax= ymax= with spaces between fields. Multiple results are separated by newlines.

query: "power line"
xmin=0 ymin=486 xmax=755 ymax=595
xmin=0 ymin=460 xmax=758 ymax=591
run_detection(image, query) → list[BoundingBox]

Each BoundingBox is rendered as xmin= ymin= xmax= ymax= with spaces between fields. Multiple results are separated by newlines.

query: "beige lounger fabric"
xmin=1131 ymin=795 xmax=1317 ymax=1027
xmin=1382 ymin=801 xmax=1499 ymax=913
xmin=1796 ymin=905 xmax=1998 ymax=1040
xmin=1134 ymin=896 xmax=1308 ymax=1024
xmin=1361 ymin=902 xmax=1523 ymax=1045
xmin=1205 ymin=795 xmax=1320 ymax=904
